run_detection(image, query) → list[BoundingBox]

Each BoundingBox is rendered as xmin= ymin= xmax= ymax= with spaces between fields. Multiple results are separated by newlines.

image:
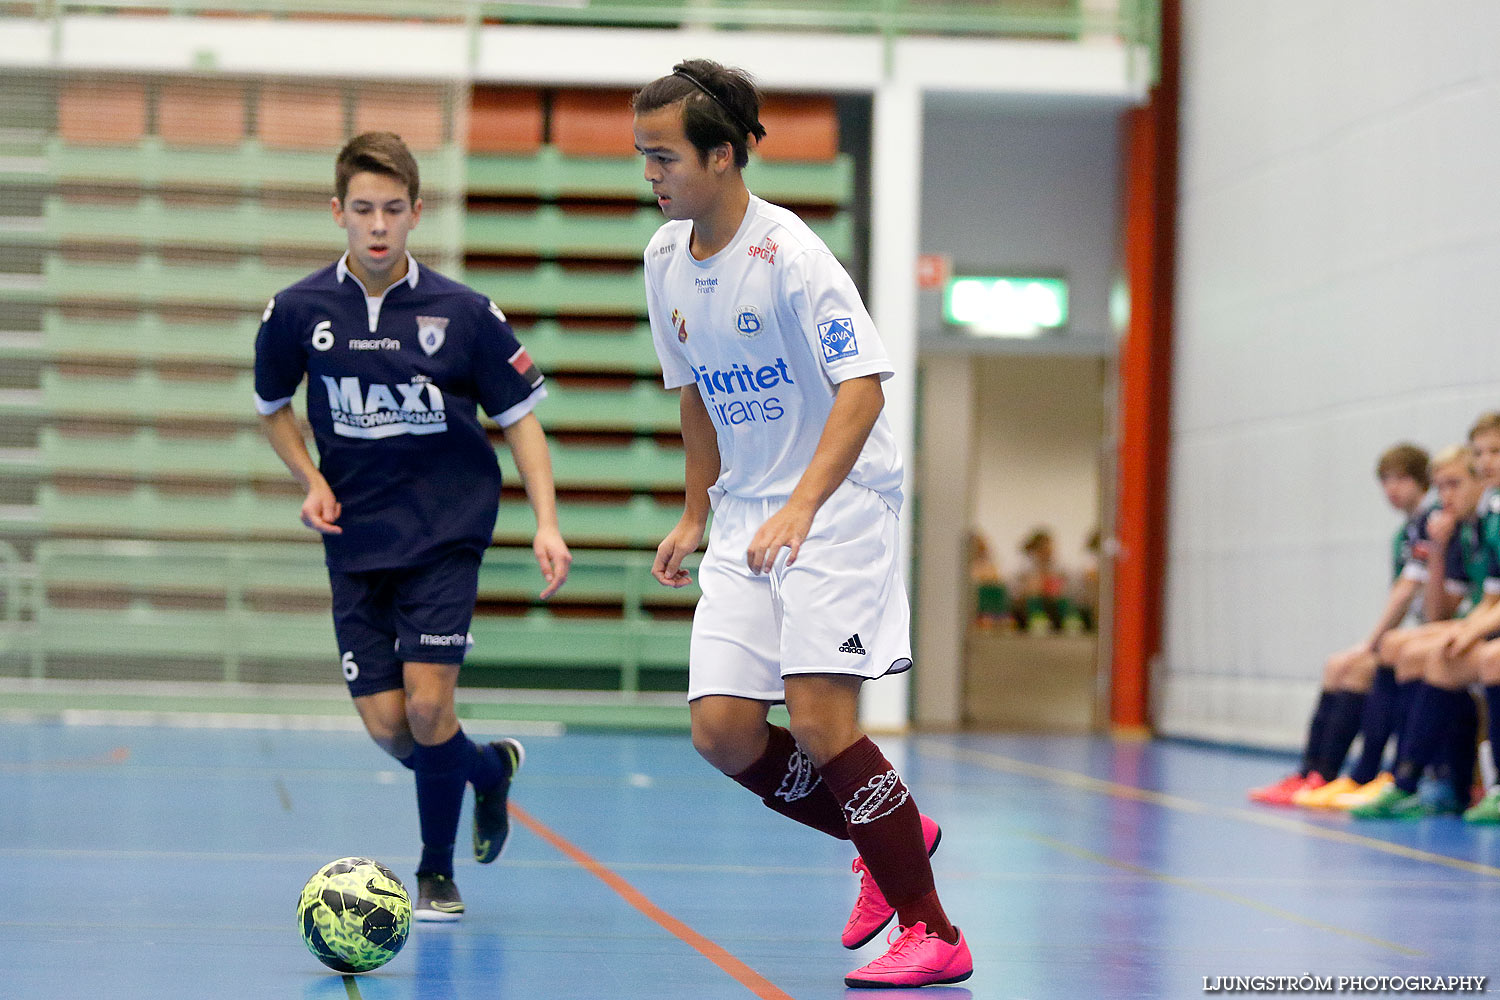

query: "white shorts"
xmin=687 ymin=480 xmax=913 ymax=702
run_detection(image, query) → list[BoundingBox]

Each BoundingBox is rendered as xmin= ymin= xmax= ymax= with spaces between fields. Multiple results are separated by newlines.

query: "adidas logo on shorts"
xmin=838 ymin=634 xmax=867 ymax=655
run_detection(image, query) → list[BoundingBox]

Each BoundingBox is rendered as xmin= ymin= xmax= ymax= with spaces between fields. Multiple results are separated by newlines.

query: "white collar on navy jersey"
xmin=336 ymin=251 xmax=421 ymax=291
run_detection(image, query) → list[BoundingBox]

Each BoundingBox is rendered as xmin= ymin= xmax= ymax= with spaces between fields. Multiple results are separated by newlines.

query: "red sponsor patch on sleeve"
xmin=508 ymin=347 xmax=543 ymax=388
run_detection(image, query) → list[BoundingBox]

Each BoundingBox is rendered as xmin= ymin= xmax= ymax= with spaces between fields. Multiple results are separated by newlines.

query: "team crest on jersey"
xmin=671 ymin=308 xmax=688 ymax=343
xmin=735 ymin=305 xmax=763 ymax=339
xmin=817 ymin=317 xmax=858 ymax=360
xmin=417 ymin=315 xmax=448 ymax=356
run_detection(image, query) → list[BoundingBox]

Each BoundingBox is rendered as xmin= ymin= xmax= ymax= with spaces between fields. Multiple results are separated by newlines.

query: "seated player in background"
xmin=254 ymin=132 xmax=572 ymax=918
xmin=1011 ymin=527 xmax=1070 ymax=633
xmin=1456 ymin=595 xmax=1500 ymax=822
xmin=969 ymin=531 xmax=1008 ymax=629
xmin=1352 ymin=441 xmax=1494 ymax=818
xmin=1248 ymin=442 xmax=1431 ymax=806
xmin=1334 ymin=415 xmax=1500 ymax=810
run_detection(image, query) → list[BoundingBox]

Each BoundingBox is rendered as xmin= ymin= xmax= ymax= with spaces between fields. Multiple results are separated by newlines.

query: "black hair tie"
xmin=672 ymin=68 xmax=765 ymax=141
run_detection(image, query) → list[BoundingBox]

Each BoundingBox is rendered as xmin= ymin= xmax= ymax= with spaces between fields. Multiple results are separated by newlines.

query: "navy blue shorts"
xmin=327 ymin=548 xmax=482 ymax=697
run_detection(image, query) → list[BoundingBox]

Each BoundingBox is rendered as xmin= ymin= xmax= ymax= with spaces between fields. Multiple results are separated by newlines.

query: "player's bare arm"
xmin=745 ymin=374 xmax=884 ymax=575
xmin=1447 ymin=592 xmax=1500 ymax=656
xmin=1422 ymin=508 xmax=1459 ymax=623
xmin=500 ymin=412 xmax=572 ymax=599
xmin=653 ymin=384 xmax=720 ymax=588
xmin=1364 ymin=574 xmax=1421 ymax=650
xmin=259 ymin=405 xmax=342 ymax=534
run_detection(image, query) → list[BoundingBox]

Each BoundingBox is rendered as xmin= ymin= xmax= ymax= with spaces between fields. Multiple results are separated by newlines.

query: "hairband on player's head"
xmin=672 ymin=67 xmax=766 ymax=141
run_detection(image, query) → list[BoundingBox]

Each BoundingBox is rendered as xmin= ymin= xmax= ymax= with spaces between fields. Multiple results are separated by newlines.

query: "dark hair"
xmin=631 ymin=59 xmax=767 ymax=169
xmin=1376 ymin=442 xmax=1430 ymax=489
xmin=1021 ymin=528 xmax=1053 ymax=555
xmin=335 ymin=131 xmax=420 ymax=203
xmin=1469 ymin=410 xmax=1500 ymax=443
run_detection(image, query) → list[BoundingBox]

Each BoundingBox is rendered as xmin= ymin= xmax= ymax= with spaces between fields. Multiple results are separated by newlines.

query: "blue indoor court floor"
xmin=3 ymin=719 xmax=1499 ymax=1000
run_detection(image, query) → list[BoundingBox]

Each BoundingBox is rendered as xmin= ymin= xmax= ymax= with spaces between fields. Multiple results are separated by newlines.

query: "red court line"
xmin=0 ymin=746 xmax=129 ymax=772
xmin=509 ymin=803 xmax=798 ymax=1000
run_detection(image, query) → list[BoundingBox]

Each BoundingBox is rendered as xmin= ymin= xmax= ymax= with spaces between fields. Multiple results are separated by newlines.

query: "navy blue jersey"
xmin=1395 ymin=500 xmax=1437 ymax=582
xmin=254 ymin=256 xmax=545 ymax=572
xmin=1442 ymin=513 xmax=1500 ymax=613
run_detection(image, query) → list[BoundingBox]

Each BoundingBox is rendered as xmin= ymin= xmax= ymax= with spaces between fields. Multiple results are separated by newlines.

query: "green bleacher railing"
xmin=0 ymin=313 xmax=662 ymax=375
xmin=7 ymin=484 xmax=687 ymax=547
xmin=20 ymin=539 xmax=697 ymax=688
xmin=20 ymin=1 xmax=1160 ymax=51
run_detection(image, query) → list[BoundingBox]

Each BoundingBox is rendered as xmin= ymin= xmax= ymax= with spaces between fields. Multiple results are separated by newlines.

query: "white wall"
xmin=970 ymin=355 xmax=1106 ymax=582
xmin=919 ymin=97 xmax=1123 ymax=339
xmin=1161 ymin=0 xmax=1500 ymax=748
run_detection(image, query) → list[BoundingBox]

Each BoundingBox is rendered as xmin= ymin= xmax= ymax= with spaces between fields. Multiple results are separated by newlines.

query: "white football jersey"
xmin=644 ymin=194 xmax=904 ymax=507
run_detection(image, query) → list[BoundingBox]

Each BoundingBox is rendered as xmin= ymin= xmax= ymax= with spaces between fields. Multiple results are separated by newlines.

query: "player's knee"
xmin=1320 ymin=654 xmax=1345 ymax=688
xmin=786 ymin=715 xmax=859 ymax=768
xmin=1479 ymin=647 xmax=1500 ymax=685
xmin=1344 ymin=654 xmax=1376 ymax=691
xmin=1376 ymin=632 xmax=1402 ymax=664
xmin=690 ymin=716 xmax=761 ymax=774
xmin=403 ymin=691 xmax=450 ymax=743
xmin=1394 ymin=647 xmax=1428 ymax=683
xmin=360 ymin=711 xmax=412 ymax=759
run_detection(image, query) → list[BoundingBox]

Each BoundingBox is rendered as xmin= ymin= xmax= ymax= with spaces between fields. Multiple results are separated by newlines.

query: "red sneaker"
xmin=845 ymin=922 xmax=973 ymax=989
xmin=841 ymin=813 xmax=941 ymax=949
xmin=1248 ymin=773 xmax=1319 ymax=805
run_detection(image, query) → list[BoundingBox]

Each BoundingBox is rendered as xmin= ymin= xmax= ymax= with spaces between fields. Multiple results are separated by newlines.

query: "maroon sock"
xmin=820 ymin=736 xmax=956 ymax=942
xmin=730 ymin=724 xmax=850 ymax=840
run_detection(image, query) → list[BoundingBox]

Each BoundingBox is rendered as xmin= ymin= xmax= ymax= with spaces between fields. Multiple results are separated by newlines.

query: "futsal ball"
xmin=297 ymin=857 xmax=411 ymax=973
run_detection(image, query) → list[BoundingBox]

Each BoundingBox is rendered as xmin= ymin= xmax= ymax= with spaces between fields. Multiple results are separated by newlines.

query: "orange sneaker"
xmin=1330 ymin=773 xmax=1393 ymax=810
xmin=1294 ymin=774 xmax=1359 ymax=808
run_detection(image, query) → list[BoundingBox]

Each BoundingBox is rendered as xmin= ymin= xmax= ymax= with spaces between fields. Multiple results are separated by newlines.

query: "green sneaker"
xmin=1463 ymin=788 xmax=1500 ymax=824
xmin=1349 ymin=783 xmax=1428 ymax=819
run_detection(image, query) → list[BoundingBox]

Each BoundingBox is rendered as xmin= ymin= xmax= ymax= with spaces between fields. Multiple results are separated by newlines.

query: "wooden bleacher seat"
xmin=468 ymin=87 xmax=544 ymax=155
xmin=551 ymin=89 xmax=637 ymax=158
xmin=57 ymin=79 xmax=147 ymax=146
xmin=755 ymin=95 xmax=840 ymax=161
xmin=258 ymin=82 xmax=344 ymax=151
xmin=354 ymin=87 xmax=448 ymax=152
xmin=156 ymin=80 xmax=247 ymax=148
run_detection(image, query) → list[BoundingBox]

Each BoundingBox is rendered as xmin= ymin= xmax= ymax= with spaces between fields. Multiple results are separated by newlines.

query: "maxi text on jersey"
xmin=322 ymin=374 xmax=448 ymax=438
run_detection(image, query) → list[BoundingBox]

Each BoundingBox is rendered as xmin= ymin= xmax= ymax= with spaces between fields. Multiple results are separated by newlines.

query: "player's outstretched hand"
xmin=1446 ymin=625 xmax=1480 ymax=659
xmin=653 ymin=518 xmax=705 ymax=588
xmin=300 ymin=479 xmax=342 ymax=535
xmin=746 ymin=501 xmax=814 ymax=575
xmin=1427 ymin=508 xmax=1456 ymax=546
xmin=534 ymin=526 xmax=572 ymax=600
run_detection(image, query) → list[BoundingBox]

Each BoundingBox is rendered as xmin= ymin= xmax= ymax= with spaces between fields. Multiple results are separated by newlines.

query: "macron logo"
xmin=419 ymin=632 xmax=469 ymax=647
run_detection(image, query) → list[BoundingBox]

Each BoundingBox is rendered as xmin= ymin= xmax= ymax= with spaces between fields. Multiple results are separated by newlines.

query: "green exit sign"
xmin=943 ymin=276 xmax=1068 ymax=337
